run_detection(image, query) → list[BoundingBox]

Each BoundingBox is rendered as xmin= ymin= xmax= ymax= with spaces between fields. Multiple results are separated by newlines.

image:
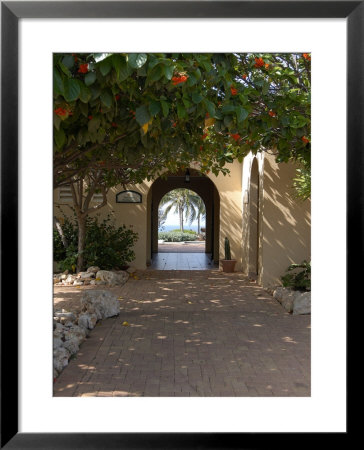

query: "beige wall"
xmin=241 ymin=152 xmax=311 ymax=288
xmin=54 ymin=161 xmax=244 ymax=271
xmin=54 ymin=154 xmax=310 ymax=284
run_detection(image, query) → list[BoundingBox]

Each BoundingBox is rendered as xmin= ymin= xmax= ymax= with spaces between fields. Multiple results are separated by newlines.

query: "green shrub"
xmin=281 ymin=260 xmax=311 ymax=291
xmin=54 ymin=214 xmax=138 ymax=272
xmin=158 ymin=231 xmax=198 ymax=242
xmin=171 ymin=229 xmax=197 ymax=235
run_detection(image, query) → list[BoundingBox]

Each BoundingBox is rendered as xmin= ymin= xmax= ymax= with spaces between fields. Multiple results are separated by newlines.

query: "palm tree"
xmin=186 ymin=193 xmax=206 ymax=234
xmin=159 ymin=189 xmax=203 ymax=232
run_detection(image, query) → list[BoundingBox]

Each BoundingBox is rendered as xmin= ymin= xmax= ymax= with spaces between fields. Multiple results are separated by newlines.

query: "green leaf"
xmin=63 ymin=78 xmax=80 ymax=102
xmin=88 ymin=117 xmax=100 ymax=133
xmin=161 ymin=100 xmax=169 ymax=117
xmin=53 ymin=68 xmax=64 ymax=95
xmin=58 ymin=61 xmax=71 ymax=77
xmin=192 ymin=92 xmax=203 ymax=104
xmin=62 ymin=55 xmax=74 ymax=69
xmin=224 ymin=115 xmax=234 ymax=127
xmin=148 ymin=65 xmax=163 ymax=82
xmin=54 ymin=127 xmax=66 ymax=149
xmin=84 ymin=72 xmax=97 ymax=86
xmin=100 ymin=90 xmax=112 ymax=108
xmin=99 ymin=58 xmax=112 ymax=76
xmin=79 ymin=83 xmax=92 ymax=103
xmin=186 ymin=74 xmax=197 ymax=86
xmin=177 ymin=103 xmax=187 ymax=119
xmin=149 ymin=101 xmax=161 ymax=116
xmin=235 ymin=106 xmax=249 ymax=123
xmin=128 ymin=53 xmax=148 ymax=69
xmin=54 ymin=114 xmax=61 ymax=131
xmin=79 ymin=102 xmax=89 ymax=117
xmin=164 ymin=64 xmax=174 ymax=80
xmin=135 ymin=105 xmax=151 ymax=126
xmin=221 ymin=104 xmax=235 ymax=114
xmin=203 ymin=99 xmax=216 ymax=117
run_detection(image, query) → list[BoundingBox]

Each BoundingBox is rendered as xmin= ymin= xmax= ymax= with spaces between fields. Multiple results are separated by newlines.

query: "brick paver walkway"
xmin=54 ymin=271 xmax=310 ymax=397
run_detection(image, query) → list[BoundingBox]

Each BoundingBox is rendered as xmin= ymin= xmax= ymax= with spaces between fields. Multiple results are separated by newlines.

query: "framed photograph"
xmin=1 ymin=1 xmax=357 ymax=447
xmin=116 ymin=190 xmax=143 ymax=204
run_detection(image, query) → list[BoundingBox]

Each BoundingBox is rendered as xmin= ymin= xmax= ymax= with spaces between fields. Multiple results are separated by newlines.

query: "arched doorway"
xmin=158 ymin=188 xmax=206 ymax=252
xmin=249 ymin=158 xmax=260 ymax=277
xmin=146 ymin=169 xmax=220 ymax=269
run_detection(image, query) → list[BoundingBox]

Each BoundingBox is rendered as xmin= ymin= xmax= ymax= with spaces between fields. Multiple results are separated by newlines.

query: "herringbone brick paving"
xmin=54 ymin=270 xmax=310 ymax=397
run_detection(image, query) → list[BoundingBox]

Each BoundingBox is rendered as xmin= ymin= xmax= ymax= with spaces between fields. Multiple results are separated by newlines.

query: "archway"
xmin=146 ymin=169 xmax=220 ymax=268
xmin=158 ymin=188 xmax=206 ymax=253
xmin=249 ymin=158 xmax=260 ymax=276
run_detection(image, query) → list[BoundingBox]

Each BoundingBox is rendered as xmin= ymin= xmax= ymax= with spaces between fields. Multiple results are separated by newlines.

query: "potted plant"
xmin=221 ymin=237 xmax=237 ymax=272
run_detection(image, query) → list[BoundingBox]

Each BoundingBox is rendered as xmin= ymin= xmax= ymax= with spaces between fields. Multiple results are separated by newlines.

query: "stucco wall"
xmin=241 ymin=151 xmax=311 ymax=287
xmin=54 ymin=161 xmax=244 ymax=271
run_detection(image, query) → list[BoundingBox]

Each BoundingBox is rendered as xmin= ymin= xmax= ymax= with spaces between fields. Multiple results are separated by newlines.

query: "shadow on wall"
xmin=260 ymin=156 xmax=311 ymax=286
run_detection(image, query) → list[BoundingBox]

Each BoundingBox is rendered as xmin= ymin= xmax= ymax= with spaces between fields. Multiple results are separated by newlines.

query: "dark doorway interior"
xmin=147 ymin=169 xmax=220 ymax=269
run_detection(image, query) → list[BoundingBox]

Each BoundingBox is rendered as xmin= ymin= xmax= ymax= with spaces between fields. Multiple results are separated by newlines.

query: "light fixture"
xmin=185 ymin=168 xmax=190 ymax=183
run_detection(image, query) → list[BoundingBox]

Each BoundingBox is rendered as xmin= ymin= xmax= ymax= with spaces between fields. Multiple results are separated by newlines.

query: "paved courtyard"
xmin=54 ymin=270 xmax=310 ymax=397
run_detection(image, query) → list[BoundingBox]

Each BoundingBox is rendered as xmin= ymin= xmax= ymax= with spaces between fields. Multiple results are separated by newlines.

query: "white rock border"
xmin=53 ymin=289 xmax=123 ymax=380
xmin=267 ymin=286 xmax=311 ymax=315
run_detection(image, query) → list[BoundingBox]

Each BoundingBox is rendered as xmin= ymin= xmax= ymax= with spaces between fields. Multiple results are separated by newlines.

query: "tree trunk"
xmin=77 ymin=215 xmax=87 ymax=273
xmin=179 ymin=207 xmax=184 ymax=232
xmin=54 ymin=216 xmax=68 ymax=248
xmin=197 ymin=214 xmax=200 ymax=234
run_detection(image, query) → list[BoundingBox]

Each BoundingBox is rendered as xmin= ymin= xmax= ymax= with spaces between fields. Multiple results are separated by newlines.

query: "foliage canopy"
xmin=54 ymin=52 xmax=311 ymax=196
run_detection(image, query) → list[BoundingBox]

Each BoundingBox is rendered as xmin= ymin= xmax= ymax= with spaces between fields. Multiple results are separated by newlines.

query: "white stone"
xmin=87 ymin=266 xmax=100 ymax=273
xmin=64 ymin=324 xmax=87 ymax=343
xmin=273 ymin=287 xmax=311 ymax=315
xmin=73 ymin=280 xmax=84 ymax=286
xmin=54 ymin=311 xmax=77 ymax=323
xmin=95 ymin=270 xmax=129 ymax=287
xmin=60 ymin=274 xmax=67 ymax=280
xmin=63 ymin=337 xmax=80 ymax=355
xmin=90 ymin=280 xmax=96 ymax=285
xmin=81 ymin=290 xmax=120 ymax=319
xmin=78 ymin=271 xmax=95 ymax=280
xmin=53 ymin=347 xmax=70 ymax=373
xmin=293 ymin=292 xmax=311 ymax=315
xmin=53 ymin=337 xmax=64 ymax=349
xmin=66 ymin=275 xmax=76 ymax=283
xmin=78 ymin=312 xmax=98 ymax=330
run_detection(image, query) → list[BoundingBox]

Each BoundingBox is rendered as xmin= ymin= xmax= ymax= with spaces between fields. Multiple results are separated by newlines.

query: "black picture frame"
xmin=1 ymin=1 xmax=357 ymax=448
xmin=116 ymin=190 xmax=143 ymax=204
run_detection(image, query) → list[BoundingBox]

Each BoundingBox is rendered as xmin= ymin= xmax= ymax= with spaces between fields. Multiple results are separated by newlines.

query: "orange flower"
xmin=199 ymin=146 xmax=203 ymax=151
xmin=88 ymin=115 xmax=93 ymax=120
xmin=172 ymin=121 xmax=177 ymax=127
xmin=303 ymin=53 xmax=311 ymax=61
xmin=265 ymin=63 xmax=270 ymax=69
xmin=230 ymin=133 xmax=241 ymax=142
xmin=115 ymin=94 xmax=120 ymax=101
xmin=205 ymin=113 xmax=209 ymax=118
xmin=268 ymin=110 xmax=276 ymax=117
xmin=230 ymin=86 xmax=238 ymax=96
xmin=302 ymin=136 xmax=309 ymax=144
xmin=202 ymin=133 xmax=208 ymax=140
xmin=111 ymin=122 xmax=117 ymax=127
xmin=254 ymin=57 xmax=265 ymax=68
xmin=172 ymin=75 xmax=188 ymax=86
xmin=54 ymin=107 xmax=67 ymax=116
xmin=78 ymin=63 xmax=88 ymax=73
xmin=242 ymin=74 xmax=247 ymax=80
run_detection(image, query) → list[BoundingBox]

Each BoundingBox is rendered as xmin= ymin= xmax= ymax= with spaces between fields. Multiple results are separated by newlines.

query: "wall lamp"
xmin=185 ymin=168 xmax=190 ymax=183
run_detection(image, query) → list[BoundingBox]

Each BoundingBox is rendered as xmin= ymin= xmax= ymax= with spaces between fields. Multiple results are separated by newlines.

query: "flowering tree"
xmin=54 ymin=52 xmax=310 ymax=185
xmin=54 ymin=52 xmax=311 ymax=270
